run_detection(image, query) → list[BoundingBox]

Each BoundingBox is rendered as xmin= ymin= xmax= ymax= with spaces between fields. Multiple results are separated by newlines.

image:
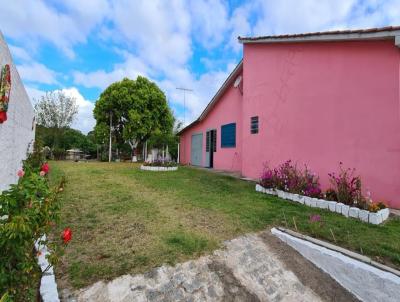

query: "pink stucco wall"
xmin=180 ymin=74 xmax=243 ymax=172
xmin=242 ymin=40 xmax=400 ymax=208
xmin=180 ymin=40 xmax=400 ymax=208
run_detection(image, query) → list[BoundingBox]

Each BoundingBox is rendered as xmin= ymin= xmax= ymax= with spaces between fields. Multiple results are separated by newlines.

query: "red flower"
xmin=62 ymin=228 xmax=72 ymax=244
xmin=0 ymin=111 xmax=7 ymax=123
xmin=41 ymin=163 xmax=50 ymax=174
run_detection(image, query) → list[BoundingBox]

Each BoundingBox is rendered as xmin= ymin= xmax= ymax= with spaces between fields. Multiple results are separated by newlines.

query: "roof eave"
xmin=239 ymin=29 xmax=400 ymax=46
xmin=178 ymin=60 xmax=243 ymax=135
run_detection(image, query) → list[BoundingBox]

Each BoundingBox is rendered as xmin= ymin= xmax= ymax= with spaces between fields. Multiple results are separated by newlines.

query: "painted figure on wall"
xmin=0 ymin=64 xmax=11 ymax=123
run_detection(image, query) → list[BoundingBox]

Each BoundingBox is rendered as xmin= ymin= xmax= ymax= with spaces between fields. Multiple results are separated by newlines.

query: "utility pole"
xmin=108 ymin=111 xmax=112 ymax=163
xmin=176 ymin=87 xmax=193 ymax=125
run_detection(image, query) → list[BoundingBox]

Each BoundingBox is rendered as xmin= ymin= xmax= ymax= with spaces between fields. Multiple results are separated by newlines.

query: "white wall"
xmin=0 ymin=32 xmax=35 ymax=191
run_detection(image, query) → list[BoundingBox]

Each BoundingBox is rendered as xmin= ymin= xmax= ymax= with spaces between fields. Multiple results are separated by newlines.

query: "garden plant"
xmin=0 ymin=144 xmax=68 ymax=301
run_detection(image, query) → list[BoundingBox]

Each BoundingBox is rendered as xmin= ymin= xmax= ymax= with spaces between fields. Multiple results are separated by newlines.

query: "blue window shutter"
xmin=221 ymin=123 xmax=236 ymax=148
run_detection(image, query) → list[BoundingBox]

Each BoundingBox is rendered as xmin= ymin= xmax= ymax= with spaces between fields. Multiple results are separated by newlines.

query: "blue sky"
xmin=1 ymin=0 xmax=399 ymax=133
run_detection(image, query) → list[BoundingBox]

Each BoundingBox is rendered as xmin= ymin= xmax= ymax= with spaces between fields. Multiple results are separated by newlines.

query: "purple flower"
xmin=310 ymin=214 xmax=321 ymax=223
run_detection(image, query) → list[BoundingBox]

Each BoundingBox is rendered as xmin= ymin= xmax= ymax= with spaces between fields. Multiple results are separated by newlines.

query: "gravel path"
xmin=64 ymin=229 xmax=357 ymax=302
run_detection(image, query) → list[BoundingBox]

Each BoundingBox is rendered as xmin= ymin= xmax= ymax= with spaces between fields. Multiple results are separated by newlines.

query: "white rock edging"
xmin=35 ymin=235 xmax=60 ymax=302
xmin=271 ymin=227 xmax=400 ymax=302
xmin=256 ymin=184 xmax=389 ymax=225
xmin=140 ymin=165 xmax=178 ymax=171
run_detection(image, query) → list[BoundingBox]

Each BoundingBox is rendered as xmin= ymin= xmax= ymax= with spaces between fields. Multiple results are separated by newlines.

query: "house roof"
xmin=178 ymin=60 xmax=243 ymax=135
xmin=238 ymin=26 xmax=400 ymax=45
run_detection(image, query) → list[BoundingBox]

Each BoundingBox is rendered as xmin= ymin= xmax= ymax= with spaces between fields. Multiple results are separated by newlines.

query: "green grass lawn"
xmin=50 ymin=161 xmax=400 ymax=289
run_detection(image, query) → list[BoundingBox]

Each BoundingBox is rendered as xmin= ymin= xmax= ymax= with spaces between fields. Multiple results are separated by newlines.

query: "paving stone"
xmin=317 ymin=200 xmax=329 ymax=209
xmin=349 ymin=207 xmax=360 ymax=218
xmin=368 ymin=212 xmax=383 ymax=225
xmin=335 ymin=203 xmax=344 ymax=214
xmin=358 ymin=210 xmax=369 ymax=222
xmin=73 ymin=233 xmax=322 ymax=302
xmin=379 ymin=208 xmax=390 ymax=221
xmin=342 ymin=205 xmax=350 ymax=217
xmin=328 ymin=201 xmax=337 ymax=212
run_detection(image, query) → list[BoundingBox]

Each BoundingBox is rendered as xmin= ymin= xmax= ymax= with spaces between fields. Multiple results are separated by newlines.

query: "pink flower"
xmin=17 ymin=170 xmax=25 ymax=178
xmin=40 ymin=171 xmax=46 ymax=177
xmin=310 ymin=214 xmax=321 ymax=223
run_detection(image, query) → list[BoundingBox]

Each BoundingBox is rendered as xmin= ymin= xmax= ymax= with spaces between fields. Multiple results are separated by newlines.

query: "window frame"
xmin=250 ymin=116 xmax=259 ymax=134
xmin=221 ymin=122 xmax=236 ymax=148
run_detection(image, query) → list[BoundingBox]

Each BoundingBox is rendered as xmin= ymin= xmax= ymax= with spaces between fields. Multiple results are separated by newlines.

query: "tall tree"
xmin=34 ymin=91 xmax=78 ymax=150
xmin=93 ymin=76 xmax=174 ymax=161
xmin=34 ymin=91 xmax=78 ymax=128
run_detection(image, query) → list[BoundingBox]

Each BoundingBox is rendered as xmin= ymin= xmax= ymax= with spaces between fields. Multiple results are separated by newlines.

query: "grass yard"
xmin=50 ymin=161 xmax=400 ymax=289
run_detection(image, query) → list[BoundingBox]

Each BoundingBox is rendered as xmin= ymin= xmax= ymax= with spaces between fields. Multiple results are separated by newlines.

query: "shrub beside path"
xmin=65 ymin=229 xmax=356 ymax=302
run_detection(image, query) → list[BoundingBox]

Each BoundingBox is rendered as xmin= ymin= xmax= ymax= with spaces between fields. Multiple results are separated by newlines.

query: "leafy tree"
xmin=93 ymin=76 xmax=174 ymax=160
xmin=34 ymin=91 xmax=78 ymax=150
xmin=35 ymin=125 xmax=97 ymax=159
xmin=147 ymin=121 xmax=182 ymax=161
xmin=34 ymin=91 xmax=78 ymax=128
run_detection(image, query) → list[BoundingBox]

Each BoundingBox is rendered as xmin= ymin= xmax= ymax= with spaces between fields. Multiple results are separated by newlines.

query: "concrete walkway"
xmin=67 ymin=230 xmax=357 ymax=302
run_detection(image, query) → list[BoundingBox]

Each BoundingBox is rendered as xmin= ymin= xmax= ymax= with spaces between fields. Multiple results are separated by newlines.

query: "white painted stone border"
xmin=35 ymin=235 xmax=60 ymax=302
xmin=256 ymin=184 xmax=389 ymax=225
xmin=271 ymin=227 xmax=400 ymax=302
xmin=140 ymin=165 xmax=178 ymax=171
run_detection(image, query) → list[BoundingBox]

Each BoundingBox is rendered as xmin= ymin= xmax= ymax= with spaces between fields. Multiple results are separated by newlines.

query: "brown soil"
xmin=260 ymin=230 xmax=359 ymax=302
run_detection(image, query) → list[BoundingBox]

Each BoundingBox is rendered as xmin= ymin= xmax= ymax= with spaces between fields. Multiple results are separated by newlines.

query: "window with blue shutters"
xmin=221 ymin=123 xmax=236 ymax=148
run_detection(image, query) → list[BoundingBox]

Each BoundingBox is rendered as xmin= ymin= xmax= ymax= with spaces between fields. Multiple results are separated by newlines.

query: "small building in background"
xmin=66 ymin=149 xmax=83 ymax=161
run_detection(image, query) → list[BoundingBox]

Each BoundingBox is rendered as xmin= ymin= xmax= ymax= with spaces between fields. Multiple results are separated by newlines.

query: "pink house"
xmin=179 ymin=26 xmax=400 ymax=209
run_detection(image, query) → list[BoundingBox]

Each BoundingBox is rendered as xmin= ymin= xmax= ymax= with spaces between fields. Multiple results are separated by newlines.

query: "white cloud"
xmin=26 ymin=86 xmax=95 ymax=134
xmin=63 ymin=88 xmax=96 ymax=134
xmin=73 ymin=53 xmax=150 ymax=90
xmin=110 ymin=0 xmax=192 ymax=72
xmin=189 ymin=0 xmax=229 ymax=48
xmin=25 ymin=86 xmax=46 ymax=105
xmin=71 ymin=0 xmax=236 ymax=125
xmin=0 ymin=0 xmax=109 ymax=58
xmin=248 ymin=0 xmax=400 ymax=37
xmin=227 ymin=3 xmax=254 ymax=51
xmin=17 ymin=62 xmax=58 ymax=85
xmin=9 ymin=45 xmax=31 ymax=61
xmin=7 ymin=0 xmax=400 ymax=129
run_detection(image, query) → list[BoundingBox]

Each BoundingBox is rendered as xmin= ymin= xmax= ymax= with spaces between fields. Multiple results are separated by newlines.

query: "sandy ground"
xmin=62 ymin=228 xmax=358 ymax=302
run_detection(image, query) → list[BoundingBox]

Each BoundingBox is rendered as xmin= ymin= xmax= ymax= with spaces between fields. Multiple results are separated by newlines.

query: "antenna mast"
xmin=176 ymin=87 xmax=193 ymax=125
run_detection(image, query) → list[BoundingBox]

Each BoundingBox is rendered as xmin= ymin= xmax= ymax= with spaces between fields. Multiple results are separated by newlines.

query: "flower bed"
xmin=256 ymin=184 xmax=389 ymax=224
xmin=140 ymin=165 xmax=178 ymax=171
xmin=257 ymin=161 xmax=389 ymax=225
xmin=141 ymin=160 xmax=178 ymax=171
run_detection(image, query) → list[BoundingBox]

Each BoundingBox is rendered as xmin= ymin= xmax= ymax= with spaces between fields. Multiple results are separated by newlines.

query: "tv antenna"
xmin=176 ymin=87 xmax=193 ymax=125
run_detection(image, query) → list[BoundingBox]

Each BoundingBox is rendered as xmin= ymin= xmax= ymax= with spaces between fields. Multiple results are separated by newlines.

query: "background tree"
xmin=147 ymin=121 xmax=182 ymax=161
xmin=34 ymin=91 xmax=78 ymax=128
xmin=34 ymin=91 xmax=78 ymax=152
xmin=36 ymin=125 xmax=97 ymax=159
xmin=93 ymin=76 xmax=174 ymax=161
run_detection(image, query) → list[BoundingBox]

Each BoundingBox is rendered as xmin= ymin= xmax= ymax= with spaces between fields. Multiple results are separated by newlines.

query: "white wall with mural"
xmin=0 ymin=31 xmax=35 ymax=191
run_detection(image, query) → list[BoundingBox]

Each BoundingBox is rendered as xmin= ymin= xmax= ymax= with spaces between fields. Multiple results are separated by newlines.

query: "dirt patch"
xmin=260 ymin=230 xmax=359 ymax=302
xmin=208 ymin=260 xmax=260 ymax=302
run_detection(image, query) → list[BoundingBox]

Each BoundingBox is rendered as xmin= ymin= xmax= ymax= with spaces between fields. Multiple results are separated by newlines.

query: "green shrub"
xmin=0 ymin=145 xmax=64 ymax=301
